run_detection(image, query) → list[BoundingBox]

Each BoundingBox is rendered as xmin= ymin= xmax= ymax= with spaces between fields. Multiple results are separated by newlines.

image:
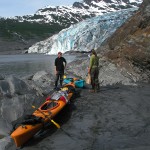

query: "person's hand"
xmin=88 ymin=68 xmax=91 ymax=74
xmin=64 ymin=64 xmax=67 ymax=69
xmin=55 ymin=70 xmax=57 ymax=75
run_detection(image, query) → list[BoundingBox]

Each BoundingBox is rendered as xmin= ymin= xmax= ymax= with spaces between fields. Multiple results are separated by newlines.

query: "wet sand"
xmin=8 ymin=83 xmax=150 ymax=150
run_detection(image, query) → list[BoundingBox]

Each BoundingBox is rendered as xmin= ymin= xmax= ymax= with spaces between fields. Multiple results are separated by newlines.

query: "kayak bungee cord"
xmin=32 ymin=105 xmax=60 ymax=128
xmin=32 ymin=105 xmax=75 ymax=140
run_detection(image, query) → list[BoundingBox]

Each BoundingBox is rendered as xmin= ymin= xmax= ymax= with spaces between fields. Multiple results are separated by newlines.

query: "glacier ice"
xmin=28 ymin=8 xmax=137 ymax=55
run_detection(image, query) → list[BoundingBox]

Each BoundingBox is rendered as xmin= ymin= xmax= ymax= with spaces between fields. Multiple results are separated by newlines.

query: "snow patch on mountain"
xmin=8 ymin=0 xmax=142 ymax=24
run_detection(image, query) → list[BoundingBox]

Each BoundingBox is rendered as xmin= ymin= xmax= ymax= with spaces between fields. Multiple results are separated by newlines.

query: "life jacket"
xmin=21 ymin=115 xmax=43 ymax=125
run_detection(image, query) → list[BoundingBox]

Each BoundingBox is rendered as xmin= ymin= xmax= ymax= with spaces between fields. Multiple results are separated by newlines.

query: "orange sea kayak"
xmin=11 ymin=83 xmax=75 ymax=147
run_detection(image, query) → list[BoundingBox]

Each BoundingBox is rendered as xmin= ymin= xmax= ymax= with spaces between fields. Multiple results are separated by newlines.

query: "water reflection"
xmin=0 ymin=54 xmax=76 ymax=77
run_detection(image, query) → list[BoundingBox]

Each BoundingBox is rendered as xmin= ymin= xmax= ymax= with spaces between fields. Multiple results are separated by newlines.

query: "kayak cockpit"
xmin=40 ymin=101 xmax=59 ymax=110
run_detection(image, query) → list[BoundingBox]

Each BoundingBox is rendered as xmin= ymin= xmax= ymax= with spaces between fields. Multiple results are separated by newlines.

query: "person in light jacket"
xmin=88 ymin=49 xmax=99 ymax=93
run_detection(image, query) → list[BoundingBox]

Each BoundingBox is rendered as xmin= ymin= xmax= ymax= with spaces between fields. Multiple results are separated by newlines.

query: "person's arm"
xmin=54 ymin=59 xmax=57 ymax=74
xmin=88 ymin=55 xmax=94 ymax=73
xmin=54 ymin=66 xmax=57 ymax=74
xmin=63 ymin=58 xmax=67 ymax=69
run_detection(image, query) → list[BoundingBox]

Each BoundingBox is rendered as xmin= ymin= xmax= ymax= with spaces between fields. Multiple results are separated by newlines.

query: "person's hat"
xmin=91 ymin=49 xmax=95 ymax=53
xmin=58 ymin=51 xmax=62 ymax=55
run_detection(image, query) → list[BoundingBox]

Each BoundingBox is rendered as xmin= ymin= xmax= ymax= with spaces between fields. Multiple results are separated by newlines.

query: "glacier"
xmin=28 ymin=8 xmax=138 ymax=55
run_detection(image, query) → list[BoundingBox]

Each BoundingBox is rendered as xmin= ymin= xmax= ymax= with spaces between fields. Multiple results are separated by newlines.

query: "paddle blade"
xmin=32 ymin=105 xmax=36 ymax=109
xmin=51 ymin=120 xmax=60 ymax=128
xmin=63 ymin=75 xmax=67 ymax=79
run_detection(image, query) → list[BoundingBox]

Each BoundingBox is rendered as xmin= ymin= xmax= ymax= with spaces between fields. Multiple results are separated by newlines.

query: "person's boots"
xmin=89 ymin=85 xmax=95 ymax=93
xmin=60 ymin=80 xmax=63 ymax=87
xmin=97 ymin=83 xmax=100 ymax=91
xmin=94 ymin=87 xmax=97 ymax=93
xmin=54 ymin=81 xmax=58 ymax=90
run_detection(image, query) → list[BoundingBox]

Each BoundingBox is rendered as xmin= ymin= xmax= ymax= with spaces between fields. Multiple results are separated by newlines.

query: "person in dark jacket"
xmin=88 ymin=49 xmax=99 ymax=93
xmin=54 ymin=52 xmax=67 ymax=89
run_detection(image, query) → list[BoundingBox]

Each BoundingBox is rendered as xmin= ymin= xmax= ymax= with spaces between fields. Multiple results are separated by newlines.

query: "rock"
xmin=29 ymin=70 xmax=54 ymax=96
xmin=0 ymin=71 xmax=56 ymax=149
xmin=0 ymin=81 xmax=11 ymax=96
xmin=0 ymin=136 xmax=12 ymax=150
xmin=6 ymin=76 xmax=30 ymax=95
xmin=0 ymin=74 xmax=5 ymax=80
xmin=32 ymin=70 xmax=49 ymax=81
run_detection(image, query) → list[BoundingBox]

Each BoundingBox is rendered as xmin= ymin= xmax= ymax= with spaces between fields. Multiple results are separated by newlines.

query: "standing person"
xmin=88 ymin=49 xmax=99 ymax=93
xmin=54 ymin=52 xmax=67 ymax=89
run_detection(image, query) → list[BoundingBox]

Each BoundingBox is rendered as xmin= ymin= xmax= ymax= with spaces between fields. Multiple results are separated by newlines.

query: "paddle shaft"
xmin=32 ymin=106 xmax=75 ymax=140
xmin=32 ymin=106 xmax=60 ymax=128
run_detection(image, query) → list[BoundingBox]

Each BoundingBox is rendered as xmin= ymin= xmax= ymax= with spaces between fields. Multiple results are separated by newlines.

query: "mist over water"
xmin=0 ymin=54 xmax=76 ymax=77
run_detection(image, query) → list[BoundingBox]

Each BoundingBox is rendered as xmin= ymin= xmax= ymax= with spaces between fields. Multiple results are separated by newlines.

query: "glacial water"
xmin=0 ymin=54 xmax=76 ymax=78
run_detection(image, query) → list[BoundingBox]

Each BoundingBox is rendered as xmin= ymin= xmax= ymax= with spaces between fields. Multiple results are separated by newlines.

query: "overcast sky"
xmin=0 ymin=0 xmax=80 ymax=17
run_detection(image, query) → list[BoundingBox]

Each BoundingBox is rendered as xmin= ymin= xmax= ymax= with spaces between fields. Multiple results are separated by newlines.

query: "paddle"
xmin=32 ymin=105 xmax=75 ymax=140
xmin=63 ymin=75 xmax=67 ymax=79
xmin=32 ymin=105 xmax=60 ymax=128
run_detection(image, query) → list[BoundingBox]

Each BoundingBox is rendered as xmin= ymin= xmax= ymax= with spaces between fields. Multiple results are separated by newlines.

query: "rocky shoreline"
xmin=0 ymin=54 xmax=150 ymax=149
xmin=1 ymin=74 xmax=150 ymax=150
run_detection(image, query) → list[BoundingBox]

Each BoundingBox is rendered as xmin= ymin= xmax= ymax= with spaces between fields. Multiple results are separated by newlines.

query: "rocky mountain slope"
xmin=103 ymin=0 xmax=150 ymax=82
xmin=0 ymin=0 xmax=142 ymax=54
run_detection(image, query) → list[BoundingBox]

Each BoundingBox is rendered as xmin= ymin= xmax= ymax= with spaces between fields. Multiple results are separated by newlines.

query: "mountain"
xmin=27 ymin=8 xmax=137 ymax=54
xmin=102 ymin=0 xmax=150 ymax=81
xmin=0 ymin=0 xmax=142 ymax=54
xmin=11 ymin=0 xmax=142 ymax=24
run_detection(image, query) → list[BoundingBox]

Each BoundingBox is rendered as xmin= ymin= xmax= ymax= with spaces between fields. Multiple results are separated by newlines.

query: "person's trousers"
xmin=90 ymin=68 xmax=99 ymax=91
xmin=55 ymin=71 xmax=64 ymax=87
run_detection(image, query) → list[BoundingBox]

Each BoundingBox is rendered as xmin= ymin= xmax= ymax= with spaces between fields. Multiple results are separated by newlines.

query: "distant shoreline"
xmin=0 ymin=50 xmax=91 ymax=56
xmin=0 ymin=50 xmax=24 ymax=55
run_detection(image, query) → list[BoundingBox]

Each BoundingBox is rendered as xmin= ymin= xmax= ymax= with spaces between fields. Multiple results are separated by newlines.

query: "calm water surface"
xmin=0 ymin=54 xmax=76 ymax=78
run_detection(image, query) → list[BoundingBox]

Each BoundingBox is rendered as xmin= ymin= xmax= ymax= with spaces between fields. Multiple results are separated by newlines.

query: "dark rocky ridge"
xmin=101 ymin=0 xmax=150 ymax=82
xmin=0 ymin=38 xmax=38 ymax=55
